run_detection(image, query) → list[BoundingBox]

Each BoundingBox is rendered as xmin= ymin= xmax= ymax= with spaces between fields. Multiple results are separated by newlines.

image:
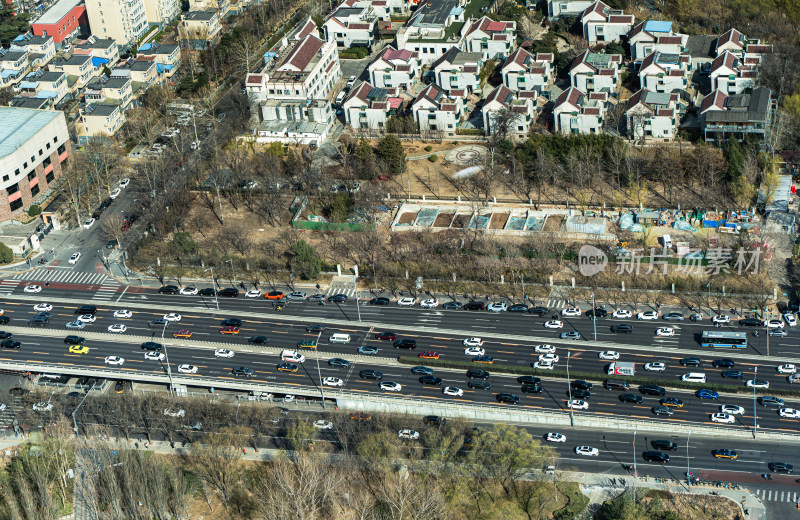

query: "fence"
xmin=291 ymin=220 xmax=373 ymax=232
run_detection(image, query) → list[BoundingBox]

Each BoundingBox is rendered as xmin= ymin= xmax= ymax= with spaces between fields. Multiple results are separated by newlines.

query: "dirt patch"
xmin=452 ymin=213 xmax=471 ymax=228
xmin=641 ymin=491 xmax=742 ymax=520
xmin=396 ymin=211 xmax=418 ymax=225
xmin=433 ymin=212 xmax=455 ymax=228
xmin=490 ymin=212 xmax=509 ymax=229
xmin=403 ymin=141 xmax=459 ymax=157
xmin=543 ymin=214 xmax=564 ymax=232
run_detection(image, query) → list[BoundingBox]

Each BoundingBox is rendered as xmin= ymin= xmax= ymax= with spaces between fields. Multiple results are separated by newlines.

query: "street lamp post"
xmin=227 ymin=259 xmax=236 ymax=283
xmin=161 ymin=321 xmax=175 ymax=397
xmin=566 ymin=350 xmax=574 ymax=427
xmin=632 ymin=430 xmax=638 ymax=500
xmin=314 ymin=330 xmax=326 ymax=409
xmin=354 ymin=272 xmax=362 ymax=323
xmin=765 ymin=316 xmax=770 ymax=357
xmin=202 ymin=267 xmax=219 ymax=311
xmin=707 ymin=283 xmax=711 ymax=314
xmin=753 ymin=366 xmax=758 ymax=439
xmin=591 ymin=292 xmax=597 ymax=342
xmin=521 ymin=274 xmax=525 ymax=301
xmin=686 ymin=430 xmax=692 ymax=490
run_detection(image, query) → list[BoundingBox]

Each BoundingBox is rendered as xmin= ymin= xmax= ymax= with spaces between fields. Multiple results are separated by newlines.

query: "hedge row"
xmin=396 ymin=356 xmax=800 ymax=398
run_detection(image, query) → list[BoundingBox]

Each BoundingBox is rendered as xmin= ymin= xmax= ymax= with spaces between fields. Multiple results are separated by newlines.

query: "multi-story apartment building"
xmin=501 ymin=47 xmax=553 ymax=96
xmin=581 ymin=0 xmax=634 ymax=44
xmin=432 ymin=46 xmax=481 ymax=96
xmin=0 ymin=49 xmax=31 ymax=88
xmin=463 ymin=15 xmax=516 ymax=61
xmin=179 ymin=11 xmax=221 ymax=49
xmin=137 ymin=42 xmax=181 ymax=78
xmin=342 ymin=80 xmax=403 ymax=130
xmin=15 ymin=70 xmax=69 ymax=105
xmin=84 ymin=76 xmax=133 ymax=108
xmin=482 ymin=85 xmax=535 ymax=139
xmin=547 ymin=0 xmax=593 ymax=19
xmin=84 ymin=0 xmax=148 ymax=47
xmin=49 ymin=53 xmax=96 ymax=88
xmin=638 ymin=51 xmax=690 ymax=93
xmin=323 ymin=5 xmax=378 ymax=49
xmin=553 ymin=86 xmax=607 ymax=134
xmin=142 ymin=0 xmax=180 ymax=26
xmin=411 ymin=83 xmax=463 ymax=135
xmin=395 ymin=0 xmax=467 ymax=66
xmin=75 ymin=36 xmax=120 ymax=67
xmin=626 ymin=88 xmax=679 ymax=140
xmin=367 ymin=45 xmax=420 ymax=91
xmin=31 ymin=0 xmax=89 ymax=44
xmin=78 ymin=103 xmax=125 ymax=142
xmin=628 ymin=20 xmax=686 ymax=64
xmin=10 ymin=34 xmax=56 ymax=68
xmin=569 ymin=49 xmax=621 ymax=95
xmin=0 ymin=107 xmax=70 ymax=222
xmin=700 ymin=86 xmax=775 ymax=144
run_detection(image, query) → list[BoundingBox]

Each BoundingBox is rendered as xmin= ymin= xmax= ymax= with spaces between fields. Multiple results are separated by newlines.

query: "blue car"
xmin=696 ymin=389 xmax=719 ymax=400
xmin=65 ymin=321 xmax=86 ymax=329
xmin=358 ymin=346 xmax=379 ymax=355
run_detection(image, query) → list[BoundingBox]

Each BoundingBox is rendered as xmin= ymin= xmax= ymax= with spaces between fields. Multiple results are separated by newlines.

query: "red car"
xmin=172 ymin=329 xmax=192 ymax=338
xmin=219 ymin=326 xmax=240 ymax=335
xmin=419 ymin=351 xmax=440 ymax=360
xmin=264 ymin=291 xmax=285 ymax=300
xmin=375 ymin=332 xmax=397 ymax=341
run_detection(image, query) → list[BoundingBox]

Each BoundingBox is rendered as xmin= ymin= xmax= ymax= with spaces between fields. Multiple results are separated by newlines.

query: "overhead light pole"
xmin=632 ymin=430 xmax=638 ymax=500
xmin=161 ymin=320 xmax=175 ymax=397
xmin=686 ymin=430 xmax=692 ymax=490
xmin=202 ymin=267 xmax=219 ymax=311
xmin=591 ymin=292 xmax=597 ymax=341
xmin=753 ymin=365 xmax=758 ymax=439
xmin=314 ymin=330 xmax=325 ymax=409
xmin=567 ymin=350 xmax=574 ymax=427
xmin=354 ymin=266 xmax=362 ymax=323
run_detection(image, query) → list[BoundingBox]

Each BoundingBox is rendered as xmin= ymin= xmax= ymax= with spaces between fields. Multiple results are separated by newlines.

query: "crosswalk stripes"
xmin=11 ymin=269 xmax=117 ymax=286
xmin=546 ymin=299 xmax=567 ymax=309
xmin=326 ymin=287 xmax=357 ymax=299
xmin=755 ymin=489 xmax=798 ymax=502
xmin=0 ymin=280 xmax=19 ymax=296
xmin=93 ymin=284 xmax=120 ymax=301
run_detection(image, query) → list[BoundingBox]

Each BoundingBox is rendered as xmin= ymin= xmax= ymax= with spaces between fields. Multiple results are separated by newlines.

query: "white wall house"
xmin=367 ymin=45 xmax=420 ymax=91
xmin=411 ymin=83 xmax=463 ymax=135
xmin=628 ymin=20 xmax=686 ymax=64
xmin=547 ymin=0 xmax=593 ymax=19
xmin=501 ymin=47 xmax=553 ymax=96
xmin=482 ymin=85 xmax=535 ymax=139
xmin=626 ymin=88 xmax=679 ymax=140
xmin=323 ymin=5 xmax=377 ymax=49
xmin=9 ymin=34 xmax=55 ymax=69
xmin=710 ymin=50 xmax=757 ymax=96
xmin=553 ymin=86 xmax=607 ymax=135
xmin=432 ymin=46 xmax=481 ymax=96
xmin=581 ymin=1 xmax=634 ymax=44
xmin=15 ymin=71 xmax=69 ymax=105
xmin=341 ymin=0 xmax=412 ymax=21
xmin=569 ymin=49 xmax=621 ymax=95
xmin=463 ymin=16 xmax=516 ymax=61
xmin=638 ymin=51 xmax=690 ymax=93
xmin=342 ymin=80 xmax=403 ymax=130
xmin=395 ymin=0 xmax=467 ymax=66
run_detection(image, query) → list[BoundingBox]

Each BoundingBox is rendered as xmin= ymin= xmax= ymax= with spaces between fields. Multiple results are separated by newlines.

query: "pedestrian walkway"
xmin=93 ymin=283 xmax=121 ymax=301
xmin=754 ymin=488 xmax=798 ymax=503
xmin=0 ymin=280 xmax=19 ymax=296
xmin=326 ymin=287 xmax=358 ymax=299
xmin=11 ymin=269 xmax=117 ymax=286
xmin=546 ymin=298 xmax=568 ymax=309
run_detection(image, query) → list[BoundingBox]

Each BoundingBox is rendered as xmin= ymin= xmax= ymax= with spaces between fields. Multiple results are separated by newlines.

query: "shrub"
xmin=456 ymin=128 xmax=485 ymax=135
xmin=27 ymin=205 xmax=41 ymax=217
xmin=424 ymin=145 xmax=433 ymax=152
xmin=428 ymin=154 xmax=438 ymax=162
xmin=0 ymin=243 xmax=13 ymax=264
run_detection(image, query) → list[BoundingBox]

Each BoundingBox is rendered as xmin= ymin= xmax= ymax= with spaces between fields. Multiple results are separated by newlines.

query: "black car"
xmin=393 ymin=339 xmax=416 ymax=350
xmin=1 ymin=339 xmax=20 ymax=349
xmin=739 ymin=318 xmax=762 ymax=326
xmin=642 ymin=451 xmax=670 ymax=463
xmin=141 ymin=342 xmax=163 ymax=351
xmin=248 ymin=336 xmax=269 ymax=344
xmin=328 ymin=358 xmax=351 ymax=368
xmin=75 ymin=304 xmax=97 ymax=315
xmin=639 ymin=384 xmax=666 ymax=396
xmin=232 ymin=366 xmax=253 ymax=378
xmin=663 ymin=312 xmax=684 ymax=321
xmin=521 ymin=383 xmax=543 ymax=393
xmin=721 ymin=370 xmax=743 ymax=379
xmin=496 ymin=393 xmax=520 ymax=404
xmin=468 ymin=380 xmax=492 ymax=390
xmin=778 ymin=301 xmax=789 ymax=314
xmin=0 ymin=331 xmax=12 ymax=339
xmin=148 ymin=319 xmax=168 ymax=327
xmin=158 ymin=285 xmax=179 ymax=294
xmin=571 ymin=380 xmax=593 ymax=391
xmin=508 ymin=304 xmax=529 ymax=313
xmin=369 ymin=297 xmax=390 ymax=305
xmin=568 ymin=389 xmax=590 ymax=400
xmin=712 ymin=359 xmax=735 ymax=368
xmin=305 ymin=324 xmax=325 ymax=333
xmin=517 ymin=375 xmax=541 ymax=384
xmin=222 ymin=318 xmax=243 ymax=327
xmin=442 ymin=301 xmax=463 ymax=310
xmin=651 ymin=406 xmax=674 ymax=416
xmin=328 ymin=294 xmax=348 ymax=303
xmin=680 ymin=357 xmax=702 ymax=367
xmin=467 ymin=368 xmax=491 ymax=379
xmin=29 ymin=317 xmax=48 ymax=326
xmin=419 ymin=375 xmax=443 ymax=386
xmin=768 ymin=462 xmax=794 ymax=473
xmin=198 ymin=288 xmax=217 ymax=296
xmin=586 ymin=308 xmax=608 ymax=318
xmin=528 ymin=306 xmax=548 ymax=316
xmin=0 ymin=316 xmax=9 ymax=325
xmin=424 ymin=415 xmax=445 ymax=425
xmin=463 ymin=301 xmax=486 ymax=311
xmin=651 ymin=440 xmax=678 ymax=451
xmin=67 ymin=391 xmax=83 ymax=399
xmin=218 ymin=288 xmax=239 ymax=297
xmin=619 ymin=393 xmax=644 ymax=404
xmin=64 ymin=335 xmax=85 ymax=344
xmin=611 ymin=324 xmax=633 ymax=333
xmin=359 ymin=370 xmax=383 ymax=380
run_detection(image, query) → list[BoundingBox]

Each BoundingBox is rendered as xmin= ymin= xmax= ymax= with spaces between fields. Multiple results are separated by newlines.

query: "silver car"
xmin=287 ymin=291 xmax=307 ymax=300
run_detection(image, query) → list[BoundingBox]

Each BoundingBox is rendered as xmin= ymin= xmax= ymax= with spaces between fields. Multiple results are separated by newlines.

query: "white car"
xmin=164 ymin=313 xmax=181 ymax=322
xmin=612 ymin=309 xmax=632 ymax=318
xmin=746 ymin=379 xmax=769 ymax=389
xmin=313 ymin=420 xmax=333 ymax=430
xmin=397 ymin=297 xmax=416 ymax=306
xmin=644 ymin=362 xmax=666 ymax=372
xmin=65 ymin=321 xmax=85 ymax=329
xmin=104 ymin=356 xmax=125 ymax=366
xmin=322 ymin=376 xmax=343 ymax=387
xmin=487 ymin=302 xmax=508 ymax=312
xmin=83 ymin=218 xmax=96 ymax=229
xmin=214 ymin=349 xmax=234 ymax=358
xmin=118 ymin=178 xmax=130 ymax=189
xmin=114 ymin=309 xmax=132 ymax=318
xmin=575 ymin=446 xmax=599 ymax=457
xmin=109 ymin=188 xmax=121 ymax=199
xmin=712 ymin=315 xmax=730 ymax=324
xmin=778 ymin=364 xmax=797 ymax=374
xmin=710 ymin=413 xmax=735 ymax=424
xmin=33 ymin=303 xmax=52 ymax=312
xmin=443 ymin=386 xmax=463 ymax=397
xmin=177 ymin=364 xmax=198 ymax=374
xmin=720 ymin=404 xmax=744 ymax=415
xmin=144 ymin=351 xmax=165 ymax=361
xmin=764 ymin=319 xmax=784 ymax=329
xmin=566 ymin=399 xmax=588 ymax=410
xmin=0 ymin=403 xmax=6 ymax=411
xmin=535 ymin=344 xmax=556 ymax=354
xmin=533 ymin=360 xmax=555 ymax=369
xmin=538 ymin=353 xmax=560 ymax=363
xmin=785 ymin=314 xmax=797 ymax=326
xmin=163 ymin=409 xmax=185 ymax=418
xmin=180 ymin=287 xmax=198 ymax=296
xmin=68 ymin=252 xmax=81 ymax=264
xmin=77 ymin=314 xmax=96 ymax=323
xmin=420 ymin=299 xmax=439 ymax=308
xmin=24 ymin=284 xmax=42 ymax=293
xmin=637 ymin=311 xmax=658 ymax=320
xmin=380 ymin=382 xmax=402 ymax=392
xmin=598 ymin=351 xmax=619 ymax=360
xmin=546 ymin=432 xmax=566 ymax=443
xmin=107 ymin=324 xmax=127 ymax=333
xmin=346 ymin=75 xmax=356 ymax=87
xmin=464 ymin=346 xmax=485 ymax=356
xmin=656 ymin=328 xmax=675 ymax=337
xmin=32 ymin=402 xmax=53 ymax=412
xmin=245 ymin=290 xmax=261 ymax=298
xmin=463 ymin=337 xmax=484 ymax=347
xmin=398 ymin=429 xmax=419 ymax=440
xmin=561 ymin=307 xmax=581 ymax=317
xmin=544 ymin=320 xmax=563 ymax=329
xmin=779 ymin=407 xmax=800 ymax=419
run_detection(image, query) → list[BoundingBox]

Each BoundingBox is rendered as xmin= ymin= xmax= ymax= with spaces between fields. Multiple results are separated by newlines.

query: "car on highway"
xmin=721 ymin=370 xmax=743 ymax=379
xmin=397 ymin=297 xmax=416 ymax=306
xmin=164 ymin=313 xmax=181 ymax=322
xmin=660 ymin=397 xmax=683 ymax=408
xmin=745 ymin=379 xmax=770 ymax=388
xmin=680 ymin=357 xmax=702 ymax=367
xmin=172 ymin=330 xmax=192 ymax=338
xmin=398 ymin=429 xmax=419 ymax=440
xmin=419 ymin=351 xmax=440 ymax=360
xmin=778 ymin=364 xmax=797 ymax=374
xmin=651 ymin=406 xmax=674 ymax=416
xmin=245 ymin=289 xmax=261 ymax=298
xmin=560 ymin=331 xmax=581 ymax=340
xmin=158 ymin=285 xmax=180 ymax=294
xmin=765 ymin=319 xmax=784 ymax=328
xmin=710 ymin=413 xmax=734 ymax=424
xmin=375 ymin=332 xmax=397 ymax=341
xmin=464 ymin=301 xmax=486 ymax=311
xmin=651 ymin=440 xmax=678 ymax=451
xmin=496 ymin=393 xmax=520 ymax=404
xmin=107 ymin=324 xmax=127 ymax=333
xmin=442 ymin=301 xmax=463 ymax=309
xmin=468 ymin=379 xmax=492 ymax=390
xmin=612 ymin=309 xmax=632 ymax=318
xmin=712 ymin=315 xmax=730 ymax=324
xmin=1 ymin=340 xmax=20 ymax=349
xmin=64 ymin=335 xmax=84 ymax=344
xmin=611 ymin=324 xmax=633 ymax=333
xmin=420 ymin=298 xmax=439 ymax=308
xmin=33 ymin=303 xmax=52 ymax=312
xmin=264 ymin=291 xmax=285 ymax=300
xmin=487 ymin=302 xmax=507 ymax=312
xmin=393 ymin=339 xmax=416 ymax=350
xmin=411 ymin=366 xmax=434 ymax=376
xmin=472 ymin=356 xmax=494 ymax=364
xmin=640 ymin=384 xmax=666 ymax=396
xmin=637 ymin=311 xmax=658 ymax=320
xmin=322 ymin=377 xmax=343 ymax=387
xmin=467 ymin=368 xmax=490 ymax=379
xmin=521 ymin=382 xmax=544 ymax=394
xmin=68 ymin=344 xmax=89 ymax=354
xmin=68 ymin=252 xmax=81 ymax=264
xmin=767 ymin=462 xmax=794 ymax=473
xmin=313 ymin=420 xmax=333 ymax=430
xmin=277 ymin=362 xmax=298 ymax=372
xmin=534 ymin=344 xmax=556 ymax=353
xmin=696 ymin=389 xmax=719 ymax=399
xmin=24 ymin=284 xmax=42 ymax=293
xmin=179 ymin=286 xmax=198 ymax=295
xmin=305 ymin=324 xmax=325 ymax=333
xmin=65 ymin=321 xmax=85 ymax=330
xmin=644 ymin=362 xmax=666 ymax=372
xmin=586 ymin=308 xmax=608 ymax=319
xmin=655 ymin=327 xmax=675 ymax=337
xmin=758 ymin=396 xmax=785 ymax=407
xmin=717 ymin=406 xmax=743 ymax=418
xmin=286 ymin=291 xmax=307 ymax=301
xmin=769 ymin=328 xmax=788 ymax=337
xmin=566 ymin=399 xmax=588 ymax=410
xmin=545 ymin=432 xmax=566 ymax=443
xmin=538 ymin=353 xmax=560 ymax=363
xmin=712 ymin=359 xmax=735 ymax=368
xmin=568 ymin=388 xmax=590 ymax=400
xmin=443 ymin=386 xmax=463 ymax=397
xmin=788 ymin=374 xmax=800 ymax=383
xmin=148 ymin=319 xmax=169 ymax=327
xmin=214 ymin=349 xmax=234 ymax=358
xmin=144 ymin=351 xmax=165 ymax=361
xmin=83 ymin=218 xmax=96 ymax=229
xmin=779 ymin=407 xmax=800 ymax=419
xmin=104 ymin=356 xmax=124 ymax=366
xmin=327 ymin=358 xmax=350 ymax=368
xmin=358 ymin=346 xmax=379 ymax=355
xmin=232 ymin=367 xmax=254 ymax=378
xmin=508 ymin=303 xmax=529 ymax=312
xmin=113 ymin=309 xmax=132 ymax=318
xmin=220 ymin=326 xmax=240 ymax=335
xmin=198 ymin=288 xmax=216 ymax=297
xmin=571 ymin=380 xmax=593 ymax=390
xmin=533 ymin=360 xmax=555 ymax=369
xmin=544 ymin=320 xmax=563 ymax=329
xmin=561 ymin=307 xmax=581 ymax=316
xmin=575 ymin=446 xmax=599 ymax=457
xmin=785 ymin=313 xmax=797 ymax=326
xmin=418 ymin=375 xmax=443 ymax=386
xmin=248 ymin=336 xmax=269 ymax=345
xmin=738 ymin=318 xmax=762 ymax=326
xmin=463 ymin=337 xmax=484 ymax=347
xmin=598 ymin=351 xmax=619 ymax=360
xmin=464 ymin=346 xmax=485 ymax=356
xmin=141 ymin=342 xmax=163 ymax=351
xmin=662 ymin=312 xmax=684 ymax=321
xmin=712 ymin=449 xmax=738 ymax=459
xmin=528 ymin=306 xmax=548 ymax=316
xmin=619 ymin=394 xmax=643 ymax=404
xmin=642 ymin=451 xmax=670 ymax=463
xmin=308 ymin=294 xmax=325 ymax=303
xmin=177 ymin=364 xmax=197 ymax=374
xmin=0 ymin=331 xmax=10 ymax=339
xmin=76 ymin=314 xmax=95 ymax=324
xmin=328 ymin=294 xmax=348 ymax=303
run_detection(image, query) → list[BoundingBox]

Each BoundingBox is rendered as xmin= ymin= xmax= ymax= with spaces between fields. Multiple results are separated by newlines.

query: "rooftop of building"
xmin=0 ymin=107 xmax=62 ymax=160
xmin=82 ymin=103 xmax=118 ymax=117
xmin=34 ymin=0 xmax=84 ymax=25
xmin=183 ymin=10 xmax=217 ymax=21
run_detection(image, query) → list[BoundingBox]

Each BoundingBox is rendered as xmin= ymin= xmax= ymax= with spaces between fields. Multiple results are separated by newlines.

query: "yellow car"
xmin=297 ymin=340 xmax=317 ymax=349
xmin=277 ymin=362 xmax=298 ymax=372
xmin=68 ymin=344 xmax=89 ymax=355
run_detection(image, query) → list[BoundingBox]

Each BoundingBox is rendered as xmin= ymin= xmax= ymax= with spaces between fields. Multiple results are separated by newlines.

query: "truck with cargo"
xmin=607 ymin=362 xmax=635 ymax=376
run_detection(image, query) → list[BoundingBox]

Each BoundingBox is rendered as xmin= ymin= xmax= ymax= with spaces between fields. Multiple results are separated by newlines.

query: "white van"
xmin=335 ymin=92 xmax=345 ymax=105
xmin=681 ymin=372 xmax=706 ymax=383
xmin=329 ymin=333 xmax=351 ymax=344
xmin=281 ymin=350 xmax=306 ymax=363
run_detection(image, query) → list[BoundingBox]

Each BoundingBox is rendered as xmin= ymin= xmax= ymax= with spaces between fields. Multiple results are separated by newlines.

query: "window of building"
xmin=46 ymin=142 xmax=51 ymax=150
xmin=42 ymin=157 xmax=51 ymax=168
xmin=46 ymin=172 xmax=54 ymax=183
xmin=9 ymin=198 xmax=22 ymax=212
xmin=30 ymin=156 xmax=34 ymax=163
xmin=30 ymin=184 xmax=40 ymax=196
xmin=7 ymin=183 xmax=19 ymax=195
xmin=57 ymin=144 xmax=66 ymax=155
xmin=14 ymin=168 xmax=19 ymax=175
xmin=23 ymin=162 xmax=27 ymax=169
xmin=27 ymin=172 xmax=36 ymax=181
xmin=2 ymin=176 xmax=8 ymax=182
xmin=38 ymin=149 xmax=43 ymax=156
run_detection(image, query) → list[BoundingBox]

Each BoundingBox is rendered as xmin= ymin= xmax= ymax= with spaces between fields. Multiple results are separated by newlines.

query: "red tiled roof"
xmin=373 ymin=0 xmax=387 ymax=5
xmin=382 ymin=47 xmax=414 ymax=62
xmin=396 ymin=64 xmax=411 ymax=71
xmin=529 ymin=67 xmax=545 ymax=74
xmin=657 ymin=36 xmax=682 ymax=44
xmin=349 ymin=23 xmax=371 ymax=29
xmin=583 ymin=107 xmax=600 ymax=115
xmin=746 ymin=44 xmax=771 ymax=53
xmin=450 ymin=89 xmax=466 ymax=97
xmin=486 ymin=21 xmax=510 ymax=33
xmin=518 ymin=91 xmax=536 ymax=98
xmin=608 ymin=14 xmax=634 ymax=23
xmin=711 ymin=51 xmax=737 ymax=73
xmin=512 ymin=105 xmax=527 ymax=113
xmin=669 ymin=69 xmax=684 ymax=77
xmin=372 ymin=101 xmax=387 ymax=109
xmin=700 ymin=89 xmax=727 ymax=113
xmin=463 ymin=65 xmax=478 ymax=73
xmin=626 ymin=88 xmax=644 ymax=109
xmin=656 ymin=108 xmax=673 ymax=117
xmin=598 ymin=69 xmax=614 ymax=75
xmin=588 ymin=92 xmax=607 ymax=100
xmin=555 ymin=86 xmax=584 ymax=108
xmin=717 ymin=28 xmax=744 ymax=50
xmin=282 ymin=35 xmax=325 ymax=71
xmin=495 ymin=34 xmax=508 ymax=41
xmin=536 ymin=53 xmax=554 ymax=62
xmin=296 ymin=19 xmax=317 ymax=40
xmin=582 ymin=1 xmax=609 ymax=19
xmin=740 ymin=70 xmax=757 ymax=78
xmin=246 ymin=74 xmax=263 ymax=85
xmin=388 ymin=97 xmax=402 ymax=109
xmin=441 ymin=103 xmax=457 ymax=111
